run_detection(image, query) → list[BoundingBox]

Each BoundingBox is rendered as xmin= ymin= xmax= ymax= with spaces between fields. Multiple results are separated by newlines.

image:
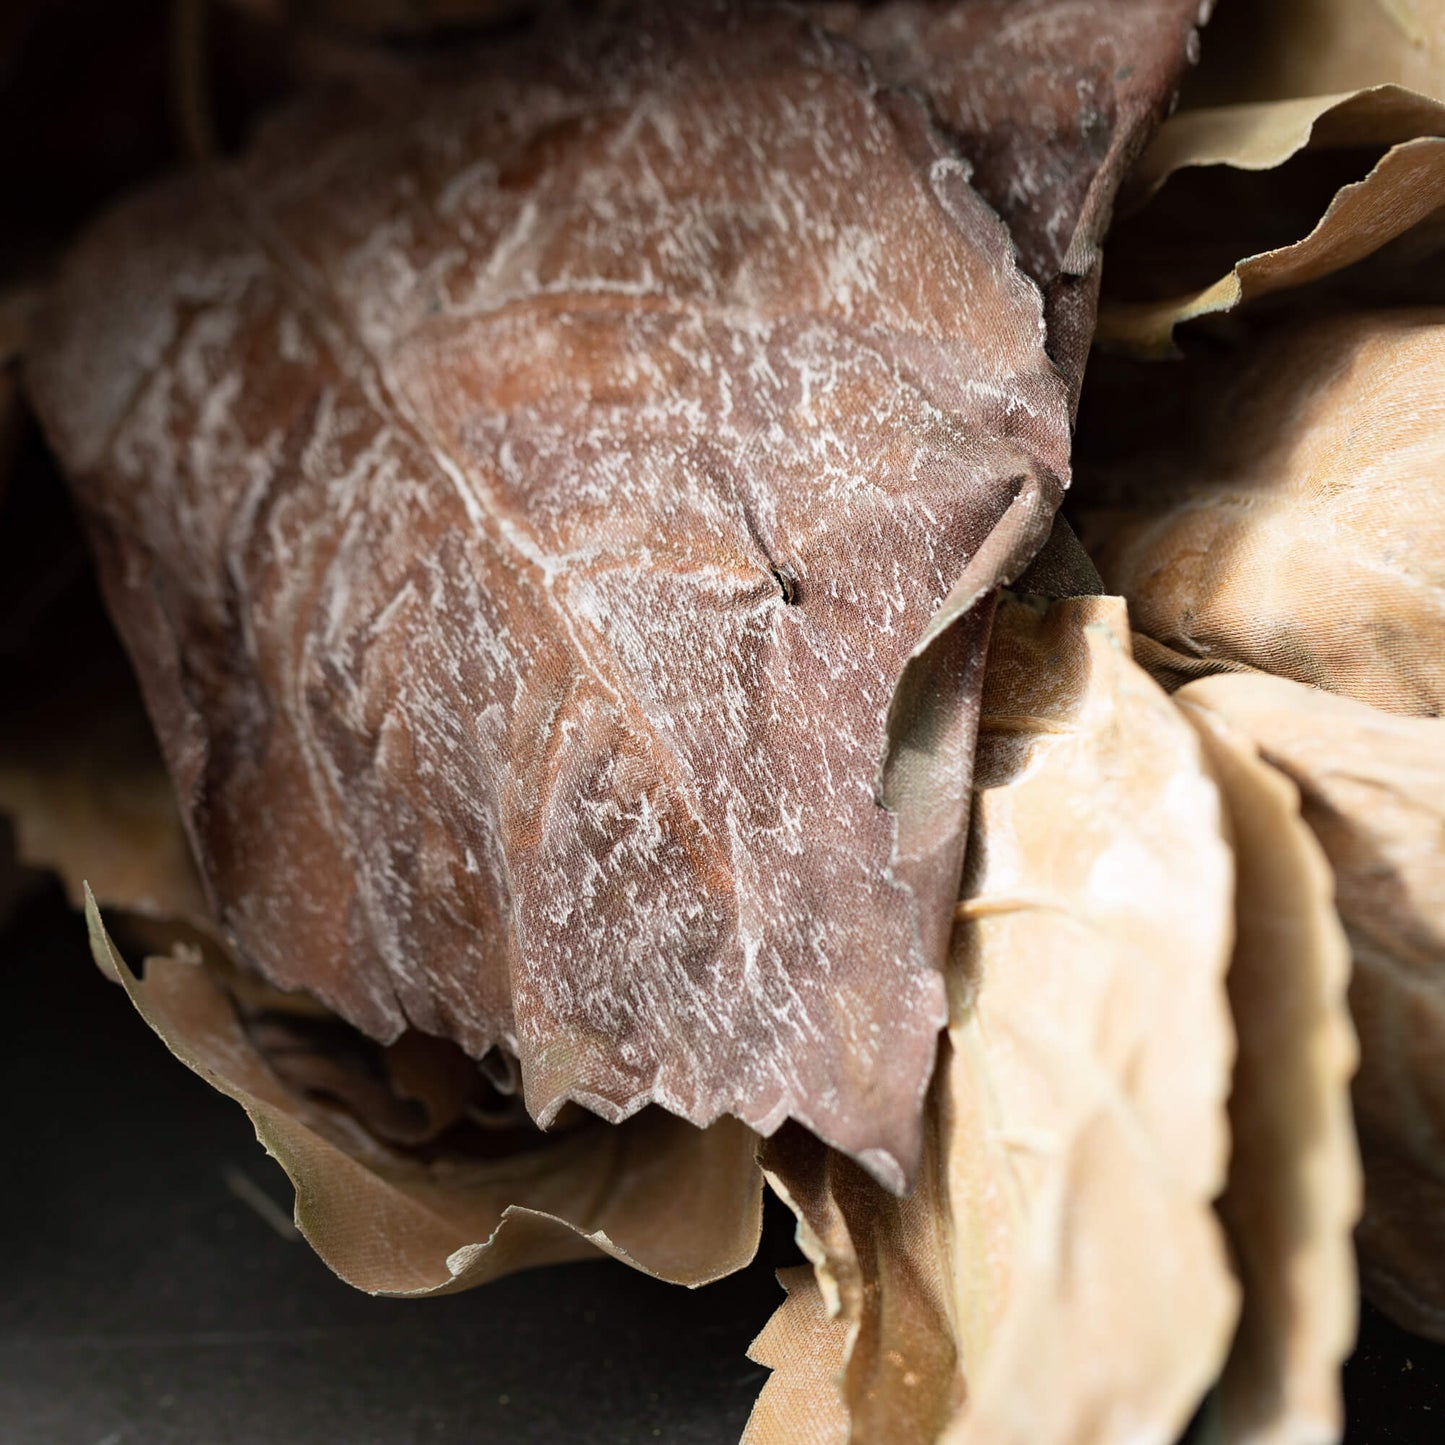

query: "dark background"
xmin=4 ymin=879 xmax=1444 ymax=1444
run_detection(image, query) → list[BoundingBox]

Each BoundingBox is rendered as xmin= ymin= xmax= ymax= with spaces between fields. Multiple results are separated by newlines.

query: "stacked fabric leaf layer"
xmin=2 ymin=1 xmax=1441 ymax=1440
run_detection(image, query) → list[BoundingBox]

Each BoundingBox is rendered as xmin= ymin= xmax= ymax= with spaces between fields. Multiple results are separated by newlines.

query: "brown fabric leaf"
xmin=1177 ymin=674 xmax=1445 ymax=1345
xmin=750 ymin=595 xmax=1239 ymax=1444
xmin=817 ymin=0 xmax=1208 ymax=391
xmin=1179 ymin=697 xmax=1361 ymax=1445
xmin=25 ymin=4 xmax=1073 ymax=1189
xmin=1075 ymin=309 xmax=1445 ymax=716
xmin=86 ymin=890 xmax=764 ymax=1295
xmin=1098 ymin=88 xmax=1445 ymax=355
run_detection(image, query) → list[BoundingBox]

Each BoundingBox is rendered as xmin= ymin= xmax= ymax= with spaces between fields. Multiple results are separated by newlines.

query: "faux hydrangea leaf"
xmin=1179 ymin=696 xmax=1361 ymax=1444
xmin=742 ymin=1264 xmax=850 ymax=1445
xmin=1179 ymin=673 xmax=1445 ymax=1344
xmin=26 ymin=5 xmax=1071 ymax=1188
xmin=1077 ymin=310 xmax=1445 ymax=716
xmin=86 ymin=889 xmax=763 ymax=1295
xmin=1097 ymin=88 xmax=1445 ymax=356
xmin=1095 ymin=0 xmax=1445 ymax=357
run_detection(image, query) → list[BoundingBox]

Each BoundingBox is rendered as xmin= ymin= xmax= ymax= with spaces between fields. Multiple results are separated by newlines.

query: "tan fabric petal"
xmin=743 ymin=1265 xmax=851 ymax=1445
xmin=1177 ymin=674 xmax=1445 ymax=1344
xmin=1179 ymin=695 xmax=1361 ymax=1444
xmin=1098 ymin=88 xmax=1445 ymax=355
xmin=749 ymin=595 xmax=1239 ymax=1443
xmin=85 ymin=890 xmax=763 ymax=1296
xmin=1077 ymin=309 xmax=1445 ymax=716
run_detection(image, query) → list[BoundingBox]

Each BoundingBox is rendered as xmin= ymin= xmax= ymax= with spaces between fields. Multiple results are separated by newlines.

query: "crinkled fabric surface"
xmin=25 ymin=3 xmax=1073 ymax=1189
xmin=818 ymin=0 xmax=1207 ymax=390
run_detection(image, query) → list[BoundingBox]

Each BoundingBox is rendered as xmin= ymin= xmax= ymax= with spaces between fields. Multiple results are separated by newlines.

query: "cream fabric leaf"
xmin=742 ymin=1265 xmax=851 ymax=1445
xmin=1180 ymin=0 xmax=1445 ymax=109
xmin=1097 ymin=88 xmax=1445 ymax=355
xmin=1078 ymin=309 xmax=1445 ymax=717
xmin=749 ymin=595 xmax=1239 ymax=1444
xmin=1178 ymin=674 xmax=1445 ymax=1344
xmin=1179 ymin=698 xmax=1361 ymax=1444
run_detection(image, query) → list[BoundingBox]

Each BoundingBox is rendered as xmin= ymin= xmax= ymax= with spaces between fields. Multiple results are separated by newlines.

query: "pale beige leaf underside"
xmin=1098 ymin=87 xmax=1445 ymax=356
xmin=1181 ymin=0 xmax=1445 ymax=110
xmin=1079 ymin=309 xmax=1445 ymax=717
xmin=86 ymin=893 xmax=764 ymax=1298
